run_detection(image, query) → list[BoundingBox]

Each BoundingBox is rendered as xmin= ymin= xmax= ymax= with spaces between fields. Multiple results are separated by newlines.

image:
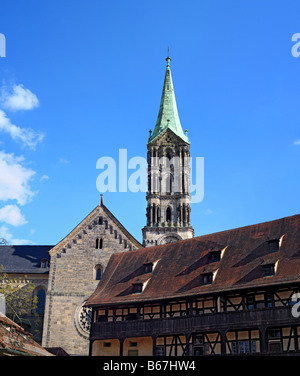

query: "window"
xmin=268 ymin=328 xmax=281 ymax=339
xmin=268 ymin=239 xmax=280 ymax=253
xmin=265 ymin=293 xmax=273 ymax=308
xmin=99 ymin=217 xmax=103 ymax=225
xmin=262 ymin=264 xmax=275 ymax=277
xmin=267 ymin=328 xmax=282 ymax=353
xmin=144 ymin=262 xmax=153 ymax=274
xmin=95 ymin=238 xmax=103 ymax=249
xmin=95 ymin=265 xmax=102 ymax=280
xmin=246 ymin=295 xmax=255 ymax=310
xmin=231 ymin=341 xmax=256 ymax=354
xmin=104 ymin=342 xmax=111 ymax=347
xmin=40 ymin=258 xmax=49 ymax=268
xmin=209 ymin=251 xmax=221 ymax=263
xmin=166 ymin=207 xmax=171 ymax=221
xmin=202 ymin=273 xmax=213 ymax=285
xmin=35 ymin=288 xmax=46 ymax=315
xmin=132 ymin=282 xmax=143 ymax=294
xmin=226 ymin=330 xmax=260 ymax=354
xmin=130 ymin=341 xmax=138 ymax=347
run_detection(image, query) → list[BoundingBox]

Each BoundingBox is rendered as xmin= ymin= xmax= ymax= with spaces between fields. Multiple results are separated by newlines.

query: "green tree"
xmin=0 ymin=265 xmax=38 ymax=327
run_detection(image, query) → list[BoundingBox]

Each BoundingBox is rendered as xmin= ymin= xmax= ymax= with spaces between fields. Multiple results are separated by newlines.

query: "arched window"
xmin=99 ymin=216 xmax=103 ymax=225
xmin=166 ymin=207 xmax=171 ymax=222
xmin=35 ymin=288 xmax=46 ymax=315
xmin=95 ymin=265 xmax=102 ymax=281
xmin=96 ymin=238 xmax=103 ymax=249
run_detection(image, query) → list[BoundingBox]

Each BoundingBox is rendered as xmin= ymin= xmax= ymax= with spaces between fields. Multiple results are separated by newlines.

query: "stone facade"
xmin=42 ymin=199 xmax=142 ymax=355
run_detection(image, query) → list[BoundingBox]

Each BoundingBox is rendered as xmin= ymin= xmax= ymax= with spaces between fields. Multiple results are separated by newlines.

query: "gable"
xmin=49 ymin=202 xmax=143 ymax=258
xmin=148 ymin=128 xmax=189 ymax=148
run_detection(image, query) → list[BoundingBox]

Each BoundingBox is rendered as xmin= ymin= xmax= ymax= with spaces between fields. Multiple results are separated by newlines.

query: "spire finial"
xmin=100 ymin=194 xmax=103 ymax=206
xmin=166 ymin=47 xmax=171 ymax=67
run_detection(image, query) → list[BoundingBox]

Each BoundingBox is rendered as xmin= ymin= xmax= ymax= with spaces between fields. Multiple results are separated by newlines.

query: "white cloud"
xmin=0 ymin=224 xmax=34 ymax=245
xmin=1 ymin=84 xmax=39 ymax=111
xmin=0 ymin=150 xmax=36 ymax=205
xmin=59 ymin=157 xmax=70 ymax=164
xmin=40 ymin=174 xmax=49 ymax=182
xmin=0 ymin=205 xmax=27 ymax=226
xmin=294 ymin=140 xmax=300 ymax=146
xmin=0 ymin=110 xmax=44 ymax=149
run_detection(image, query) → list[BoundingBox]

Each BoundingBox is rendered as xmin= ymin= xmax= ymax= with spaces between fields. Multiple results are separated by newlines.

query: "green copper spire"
xmin=148 ymin=56 xmax=189 ymax=144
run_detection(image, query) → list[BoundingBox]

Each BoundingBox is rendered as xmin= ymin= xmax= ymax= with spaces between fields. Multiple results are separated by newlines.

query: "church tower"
xmin=142 ymin=56 xmax=194 ymax=247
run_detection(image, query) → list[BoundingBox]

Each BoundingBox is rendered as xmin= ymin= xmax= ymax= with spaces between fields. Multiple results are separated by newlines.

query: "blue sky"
xmin=0 ymin=0 xmax=299 ymax=245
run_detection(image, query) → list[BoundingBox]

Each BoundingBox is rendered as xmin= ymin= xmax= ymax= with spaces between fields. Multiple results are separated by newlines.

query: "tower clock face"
xmin=161 ymin=236 xmax=179 ymax=244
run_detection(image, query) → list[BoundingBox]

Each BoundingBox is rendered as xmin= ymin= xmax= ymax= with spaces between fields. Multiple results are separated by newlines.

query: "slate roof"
xmin=0 ymin=245 xmax=53 ymax=274
xmin=86 ymin=213 xmax=300 ymax=307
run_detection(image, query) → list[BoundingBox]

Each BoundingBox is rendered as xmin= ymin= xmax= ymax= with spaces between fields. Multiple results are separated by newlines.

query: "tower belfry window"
xmin=166 ymin=207 xmax=171 ymax=221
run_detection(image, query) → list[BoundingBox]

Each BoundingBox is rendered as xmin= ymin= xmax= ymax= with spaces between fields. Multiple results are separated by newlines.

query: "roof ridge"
xmin=193 ymin=213 xmax=300 ymax=241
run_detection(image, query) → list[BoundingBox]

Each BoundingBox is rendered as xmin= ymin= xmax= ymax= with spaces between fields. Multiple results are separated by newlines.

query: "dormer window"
xmin=40 ymin=258 xmax=49 ymax=268
xmin=268 ymin=239 xmax=280 ymax=253
xmin=144 ymin=262 xmax=153 ymax=274
xmin=209 ymin=251 xmax=221 ymax=263
xmin=208 ymin=246 xmax=227 ymax=263
xmin=132 ymin=278 xmax=150 ymax=294
xmin=202 ymin=273 xmax=213 ymax=285
xmin=143 ymin=259 xmax=159 ymax=274
xmin=132 ymin=282 xmax=143 ymax=294
xmin=262 ymin=263 xmax=276 ymax=277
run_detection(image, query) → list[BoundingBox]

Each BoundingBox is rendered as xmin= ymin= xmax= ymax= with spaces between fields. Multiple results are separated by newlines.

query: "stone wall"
xmin=42 ymin=204 xmax=141 ymax=355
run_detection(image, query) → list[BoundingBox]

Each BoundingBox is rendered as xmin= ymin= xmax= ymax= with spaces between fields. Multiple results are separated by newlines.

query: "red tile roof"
xmin=0 ymin=312 xmax=53 ymax=356
xmin=86 ymin=214 xmax=300 ymax=307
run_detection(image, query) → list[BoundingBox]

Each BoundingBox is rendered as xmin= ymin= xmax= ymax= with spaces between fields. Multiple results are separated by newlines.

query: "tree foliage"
xmin=0 ymin=265 xmax=38 ymax=325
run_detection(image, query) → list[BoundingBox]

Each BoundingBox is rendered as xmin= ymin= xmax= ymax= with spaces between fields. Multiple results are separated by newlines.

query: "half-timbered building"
xmin=86 ymin=213 xmax=300 ymax=356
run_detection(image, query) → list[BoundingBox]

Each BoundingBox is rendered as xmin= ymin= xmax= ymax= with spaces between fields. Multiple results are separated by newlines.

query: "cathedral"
xmin=42 ymin=55 xmax=195 ymax=355
xmin=0 ymin=55 xmax=195 ymax=355
xmin=1 ymin=56 xmax=300 ymax=356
